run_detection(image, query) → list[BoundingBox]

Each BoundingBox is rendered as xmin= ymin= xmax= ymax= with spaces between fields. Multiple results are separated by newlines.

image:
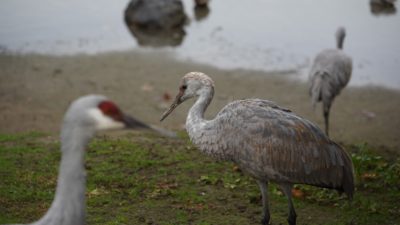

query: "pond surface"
xmin=1 ymin=0 xmax=399 ymax=89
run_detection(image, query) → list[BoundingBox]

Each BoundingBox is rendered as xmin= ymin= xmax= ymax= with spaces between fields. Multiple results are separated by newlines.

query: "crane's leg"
xmin=323 ymin=101 xmax=332 ymax=137
xmin=257 ymin=180 xmax=270 ymax=225
xmin=280 ymin=183 xmax=297 ymax=225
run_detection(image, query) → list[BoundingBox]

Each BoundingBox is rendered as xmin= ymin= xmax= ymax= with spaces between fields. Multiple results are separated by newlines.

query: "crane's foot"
xmin=287 ymin=213 xmax=297 ymax=225
xmin=261 ymin=216 xmax=271 ymax=225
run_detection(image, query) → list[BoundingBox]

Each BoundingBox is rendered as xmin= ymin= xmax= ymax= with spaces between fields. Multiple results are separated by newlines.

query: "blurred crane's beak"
xmin=122 ymin=114 xmax=150 ymax=129
xmin=160 ymin=93 xmax=183 ymax=122
xmin=122 ymin=113 xmax=178 ymax=138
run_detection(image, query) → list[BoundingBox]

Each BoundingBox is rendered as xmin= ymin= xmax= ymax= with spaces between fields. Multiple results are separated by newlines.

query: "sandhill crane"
xmin=7 ymin=95 xmax=149 ymax=225
xmin=309 ymin=27 xmax=353 ymax=136
xmin=160 ymin=72 xmax=354 ymax=225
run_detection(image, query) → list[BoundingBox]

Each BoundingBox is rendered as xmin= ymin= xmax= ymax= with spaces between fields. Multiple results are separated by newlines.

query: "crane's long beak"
xmin=160 ymin=102 xmax=179 ymax=122
xmin=122 ymin=114 xmax=151 ymax=129
xmin=160 ymin=94 xmax=182 ymax=122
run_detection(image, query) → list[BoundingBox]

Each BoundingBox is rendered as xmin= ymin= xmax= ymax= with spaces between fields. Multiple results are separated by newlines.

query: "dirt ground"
xmin=0 ymin=51 xmax=399 ymax=152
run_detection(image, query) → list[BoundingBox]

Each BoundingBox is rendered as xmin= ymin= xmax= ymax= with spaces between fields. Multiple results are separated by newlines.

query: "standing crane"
xmin=160 ymin=72 xmax=354 ymax=225
xmin=309 ymin=27 xmax=353 ymax=136
xmin=7 ymin=95 xmax=149 ymax=225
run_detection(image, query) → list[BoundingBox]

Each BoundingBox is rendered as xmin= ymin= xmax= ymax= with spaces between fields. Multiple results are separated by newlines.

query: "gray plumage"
xmin=7 ymin=95 xmax=147 ymax=225
xmin=309 ymin=27 xmax=353 ymax=136
xmin=161 ymin=72 xmax=354 ymax=225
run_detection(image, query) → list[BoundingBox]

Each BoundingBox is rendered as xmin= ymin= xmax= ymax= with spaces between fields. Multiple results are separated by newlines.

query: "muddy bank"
xmin=0 ymin=51 xmax=399 ymax=152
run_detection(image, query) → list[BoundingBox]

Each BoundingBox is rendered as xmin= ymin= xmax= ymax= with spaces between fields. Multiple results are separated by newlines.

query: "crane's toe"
xmin=261 ymin=217 xmax=271 ymax=225
xmin=287 ymin=213 xmax=297 ymax=225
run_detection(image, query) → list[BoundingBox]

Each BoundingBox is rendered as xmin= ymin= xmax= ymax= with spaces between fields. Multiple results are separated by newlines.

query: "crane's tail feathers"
xmin=310 ymin=75 xmax=323 ymax=110
xmin=342 ymin=153 xmax=355 ymax=200
xmin=336 ymin=143 xmax=355 ymax=200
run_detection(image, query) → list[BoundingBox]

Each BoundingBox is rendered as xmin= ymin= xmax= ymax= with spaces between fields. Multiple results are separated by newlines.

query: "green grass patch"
xmin=0 ymin=132 xmax=399 ymax=224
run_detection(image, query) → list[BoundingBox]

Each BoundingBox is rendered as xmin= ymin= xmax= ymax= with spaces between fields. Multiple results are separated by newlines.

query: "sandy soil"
xmin=0 ymin=51 xmax=399 ymax=152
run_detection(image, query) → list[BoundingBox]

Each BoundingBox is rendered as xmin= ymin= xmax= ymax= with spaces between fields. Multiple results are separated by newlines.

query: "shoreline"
xmin=1 ymin=50 xmax=399 ymax=152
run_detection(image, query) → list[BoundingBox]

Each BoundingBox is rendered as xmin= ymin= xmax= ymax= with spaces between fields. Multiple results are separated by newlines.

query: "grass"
xmin=0 ymin=132 xmax=399 ymax=225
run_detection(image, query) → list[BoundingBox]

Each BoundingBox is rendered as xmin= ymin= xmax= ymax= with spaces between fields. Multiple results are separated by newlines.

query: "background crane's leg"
xmin=323 ymin=101 xmax=332 ymax=136
xmin=280 ymin=183 xmax=297 ymax=225
xmin=257 ymin=180 xmax=270 ymax=225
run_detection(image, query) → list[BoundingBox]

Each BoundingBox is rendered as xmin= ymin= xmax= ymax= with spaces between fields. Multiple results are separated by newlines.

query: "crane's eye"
xmin=181 ymin=85 xmax=187 ymax=90
xmin=98 ymin=101 xmax=123 ymax=121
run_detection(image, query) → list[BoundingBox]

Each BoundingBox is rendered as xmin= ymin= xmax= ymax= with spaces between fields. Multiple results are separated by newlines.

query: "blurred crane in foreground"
xmin=161 ymin=72 xmax=354 ymax=225
xmin=7 ymin=95 xmax=149 ymax=225
xmin=309 ymin=27 xmax=353 ymax=136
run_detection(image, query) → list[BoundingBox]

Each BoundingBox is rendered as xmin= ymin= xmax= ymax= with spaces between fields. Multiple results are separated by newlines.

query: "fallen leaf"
xmin=361 ymin=172 xmax=378 ymax=180
xmin=292 ymin=188 xmax=304 ymax=199
xmin=163 ymin=92 xmax=171 ymax=101
xmin=360 ymin=110 xmax=376 ymax=120
xmin=141 ymin=83 xmax=154 ymax=92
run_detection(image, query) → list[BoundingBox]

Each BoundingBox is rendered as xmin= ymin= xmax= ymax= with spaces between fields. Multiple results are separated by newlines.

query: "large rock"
xmin=370 ymin=0 xmax=397 ymax=15
xmin=124 ymin=0 xmax=187 ymax=46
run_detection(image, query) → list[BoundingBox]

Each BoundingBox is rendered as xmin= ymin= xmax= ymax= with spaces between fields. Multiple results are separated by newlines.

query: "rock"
xmin=195 ymin=0 xmax=209 ymax=7
xmin=369 ymin=0 xmax=397 ymax=15
xmin=124 ymin=0 xmax=187 ymax=46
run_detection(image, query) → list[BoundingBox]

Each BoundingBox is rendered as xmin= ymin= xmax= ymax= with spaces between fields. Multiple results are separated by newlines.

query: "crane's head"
xmin=335 ymin=26 xmax=346 ymax=49
xmin=160 ymin=72 xmax=214 ymax=121
xmin=64 ymin=95 xmax=149 ymax=131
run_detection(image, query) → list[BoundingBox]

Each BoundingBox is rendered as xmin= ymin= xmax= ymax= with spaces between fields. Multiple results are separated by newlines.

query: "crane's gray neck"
xmin=186 ymin=86 xmax=214 ymax=142
xmin=33 ymin=124 xmax=94 ymax=225
xmin=336 ymin=31 xmax=345 ymax=50
xmin=186 ymin=86 xmax=214 ymax=127
xmin=185 ymin=86 xmax=231 ymax=161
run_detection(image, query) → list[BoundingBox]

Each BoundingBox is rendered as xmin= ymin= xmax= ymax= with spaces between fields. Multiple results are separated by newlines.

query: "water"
xmin=1 ymin=0 xmax=399 ymax=89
